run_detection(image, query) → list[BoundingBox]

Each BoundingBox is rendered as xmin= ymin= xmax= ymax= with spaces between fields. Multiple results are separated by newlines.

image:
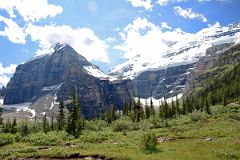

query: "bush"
xmin=85 ymin=119 xmax=108 ymax=131
xmin=141 ymin=131 xmax=157 ymax=151
xmin=148 ymin=117 xmax=164 ymax=129
xmin=0 ymin=133 xmax=15 ymax=146
xmin=226 ymin=112 xmax=240 ymax=121
xmin=168 ymin=115 xmax=191 ymax=126
xmin=27 ymin=131 xmax=69 ymax=146
xmin=112 ymin=117 xmax=138 ymax=132
xmin=139 ymin=120 xmax=153 ymax=131
xmin=211 ymin=105 xmax=227 ymax=116
xmin=188 ymin=111 xmax=209 ymax=122
xmin=214 ymin=148 xmax=239 ymax=160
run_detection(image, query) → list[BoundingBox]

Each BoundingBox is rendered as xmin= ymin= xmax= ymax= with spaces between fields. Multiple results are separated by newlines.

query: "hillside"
xmin=184 ymin=43 xmax=240 ymax=108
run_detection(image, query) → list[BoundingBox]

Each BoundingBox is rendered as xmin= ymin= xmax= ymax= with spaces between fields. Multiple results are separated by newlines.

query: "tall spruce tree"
xmin=0 ymin=105 xmax=2 ymax=125
xmin=66 ymin=87 xmax=84 ymax=138
xmin=42 ymin=113 xmax=49 ymax=134
xmin=176 ymin=96 xmax=180 ymax=116
xmin=58 ymin=100 xmax=65 ymax=130
xmin=11 ymin=117 xmax=17 ymax=134
xmin=171 ymin=98 xmax=176 ymax=118
xmin=149 ymin=98 xmax=155 ymax=117
xmin=145 ymin=100 xmax=150 ymax=119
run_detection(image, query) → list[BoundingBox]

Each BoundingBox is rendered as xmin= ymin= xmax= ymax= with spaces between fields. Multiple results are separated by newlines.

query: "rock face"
xmin=131 ymin=63 xmax=194 ymax=99
xmin=4 ymin=44 xmax=133 ymax=118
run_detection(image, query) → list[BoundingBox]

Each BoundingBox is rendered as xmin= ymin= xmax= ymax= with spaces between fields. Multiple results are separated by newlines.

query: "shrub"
xmin=148 ymin=117 xmax=164 ymax=129
xmin=112 ymin=117 xmax=138 ymax=132
xmin=141 ymin=131 xmax=158 ymax=152
xmin=85 ymin=119 xmax=108 ymax=131
xmin=139 ymin=120 xmax=153 ymax=131
xmin=168 ymin=115 xmax=191 ymax=126
xmin=214 ymin=148 xmax=239 ymax=160
xmin=27 ymin=131 xmax=69 ymax=146
xmin=188 ymin=111 xmax=209 ymax=122
xmin=226 ymin=112 xmax=240 ymax=121
xmin=211 ymin=105 xmax=227 ymax=116
xmin=0 ymin=133 xmax=15 ymax=146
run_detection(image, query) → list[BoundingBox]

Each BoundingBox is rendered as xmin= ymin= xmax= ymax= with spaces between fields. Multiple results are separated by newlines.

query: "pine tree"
xmin=171 ymin=98 xmax=176 ymax=118
xmin=205 ymin=99 xmax=211 ymax=114
xmin=149 ymin=98 xmax=155 ymax=117
xmin=4 ymin=119 xmax=12 ymax=133
xmin=123 ymin=100 xmax=128 ymax=116
xmin=20 ymin=119 xmax=29 ymax=137
xmin=11 ymin=117 xmax=17 ymax=134
xmin=163 ymin=99 xmax=169 ymax=119
xmin=58 ymin=100 xmax=65 ymax=130
xmin=66 ymin=87 xmax=84 ymax=138
xmin=51 ymin=116 xmax=54 ymax=131
xmin=145 ymin=100 xmax=150 ymax=119
xmin=176 ymin=96 xmax=180 ymax=116
xmin=182 ymin=98 xmax=187 ymax=115
xmin=42 ymin=113 xmax=49 ymax=134
xmin=110 ymin=104 xmax=116 ymax=121
xmin=159 ymin=101 xmax=164 ymax=119
xmin=0 ymin=105 xmax=3 ymax=125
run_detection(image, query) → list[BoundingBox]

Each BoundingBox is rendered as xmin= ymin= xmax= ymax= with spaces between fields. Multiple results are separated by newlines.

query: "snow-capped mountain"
xmin=109 ymin=22 xmax=240 ymax=79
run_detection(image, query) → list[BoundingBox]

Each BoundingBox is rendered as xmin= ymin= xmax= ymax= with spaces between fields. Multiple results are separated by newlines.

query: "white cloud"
xmin=0 ymin=0 xmax=63 ymax=22
xmin=0 ymin=15 xmax=26 ymax=44
xmin=126 ymin=0 xmax=153 ymax=10
xmin=158 ymin=0 xmax=231 ymax=6
xmin=114 ymin=17 xmax=190 ymax=59
xmin=174 ymin=6 xmax=207 ymax=22
xmin=0 ymin=63 xmax=17 ymax=87
xmin=157 ymin=0 xmax=169 ymax=6
xmin=157 ymin=0 xmax=188 ymax=6
xmin=161 ymin=22 xmax=172 ymax=30
xmin=25 ymin=24 xmax=109 ymax=62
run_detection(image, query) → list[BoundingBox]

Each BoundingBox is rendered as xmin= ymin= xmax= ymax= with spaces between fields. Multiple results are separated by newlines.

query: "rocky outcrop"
xmin=4 ymin=44 xmax=133 ymax=118
xmin=131 ymin=63 xmax=195 ymax=99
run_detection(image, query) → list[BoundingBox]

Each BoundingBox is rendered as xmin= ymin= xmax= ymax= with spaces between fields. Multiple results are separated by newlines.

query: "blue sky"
xmin=0 ymin=0 xmax=239 ymax=86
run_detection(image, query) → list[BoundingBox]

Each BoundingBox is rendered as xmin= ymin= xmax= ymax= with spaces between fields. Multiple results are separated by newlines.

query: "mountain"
xmin=3 ymin=43 xmax=133 ymax=118
xmin=184 ymin=43 xmax=240 ymax=106
xmin=109 ymin=22 xmax=240 ymax=99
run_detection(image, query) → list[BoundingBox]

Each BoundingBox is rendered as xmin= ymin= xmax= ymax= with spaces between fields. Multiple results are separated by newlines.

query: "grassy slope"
xmin=0 ymin=114 xmax=239 ymax=160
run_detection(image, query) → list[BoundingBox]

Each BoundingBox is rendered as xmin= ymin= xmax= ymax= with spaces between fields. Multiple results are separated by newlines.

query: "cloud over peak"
xmin=174 ymin=6 xmax=207 ymax=22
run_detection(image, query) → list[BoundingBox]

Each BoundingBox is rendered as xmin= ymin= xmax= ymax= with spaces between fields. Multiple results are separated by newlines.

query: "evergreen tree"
xmin=182 ymin=98 xmax=187 ymax=115
xmin=42 ymin=113 xmax=49 ymax=134
xmin=145 ymin=100 xmax=150 ymax=119
xmin=176 ymin=96 xmax=180 ymax=116
xmin=123 ymin=100 xmax=128 ymax=116
xmin=4 ymin=119 xmax=12 ymax=133
xmin=66 ymin=87 xmax=84 ymax=138
xmin=159 ymin=101 xmax=164 ymax=119
xmin=57 ymin=100 xmax=65 ymax=130
xmin=20 ymin=119 xmax=29 ymax=137
xmin=163 ymin=99 xmax=169 ymax=119
xmin=171 ymin=98 xmax=176 ymax=118
xmin=149 ymin=98 xmax=156 ymax=117
xmin=0 ymin=105 xmax=2 ymax=125
xmin=11 ymin=117 xmax=17 ymax=134
xmin=205 ymin=99 xmax=211 ymax=114
xmin=51 ymin=116 xmax=54 ymax=131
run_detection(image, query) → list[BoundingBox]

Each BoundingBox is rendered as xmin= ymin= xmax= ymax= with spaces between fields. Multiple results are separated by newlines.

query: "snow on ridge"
xmin=109 ymin=24 xmax=240 ymax=79
xmin=84 ymin=65 xmax=118 ymax=81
